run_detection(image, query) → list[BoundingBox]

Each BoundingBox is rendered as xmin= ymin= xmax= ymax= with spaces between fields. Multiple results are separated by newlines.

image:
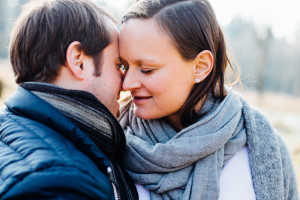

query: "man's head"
xmin=9 ymin=0 xmax=123 ymax=117
xmin=10 ymin=0 xmax=113 ymax=84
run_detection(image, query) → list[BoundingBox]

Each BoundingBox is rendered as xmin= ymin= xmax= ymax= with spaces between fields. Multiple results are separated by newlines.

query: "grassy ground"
xmin=1 ymin=59 xmax=300 ymax=191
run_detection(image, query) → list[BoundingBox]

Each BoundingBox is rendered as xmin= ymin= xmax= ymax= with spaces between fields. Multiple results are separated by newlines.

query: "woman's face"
xmin=119 ymin=18 xmax=196 ymax=121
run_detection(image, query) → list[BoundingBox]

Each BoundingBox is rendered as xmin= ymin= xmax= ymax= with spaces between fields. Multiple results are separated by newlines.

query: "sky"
xmin=105 ymin=0 xmax=130 ymax=11
xmin=104 ymin=0 xmax=300 ymax=43
xmin=210 ymin=0 xmax=300 ymax=43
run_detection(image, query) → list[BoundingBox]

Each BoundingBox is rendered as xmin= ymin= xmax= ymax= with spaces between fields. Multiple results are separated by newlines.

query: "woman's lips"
xmin=133 ymin=96 xmax=152 ymax=104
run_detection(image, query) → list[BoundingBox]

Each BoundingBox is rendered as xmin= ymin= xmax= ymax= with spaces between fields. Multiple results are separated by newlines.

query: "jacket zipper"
xmin=107 ymin=166 xmax=121 ymax=200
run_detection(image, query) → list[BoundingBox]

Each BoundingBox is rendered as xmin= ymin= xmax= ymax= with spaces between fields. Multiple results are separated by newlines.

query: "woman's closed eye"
xmin=141 ymin=68 xmax=153 ymax=74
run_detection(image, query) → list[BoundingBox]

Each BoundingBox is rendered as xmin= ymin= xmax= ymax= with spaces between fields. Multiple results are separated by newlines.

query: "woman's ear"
xmin=66 ymin=41 xmax=85 ymax=80
xmin=193 ymin=50 xmax=214 ymax=83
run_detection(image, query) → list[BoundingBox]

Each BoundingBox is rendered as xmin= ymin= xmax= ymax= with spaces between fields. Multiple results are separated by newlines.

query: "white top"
xmin=136 ymin=184 xmax=151 ymax=200
xmin=136 ymin=146 xmax=256 ymax=200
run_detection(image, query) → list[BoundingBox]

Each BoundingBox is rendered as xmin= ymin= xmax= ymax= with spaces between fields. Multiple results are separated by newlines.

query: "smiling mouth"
xmin=133 ymin=96 xmax=152 ymax=104
xmin=134 ymin=96 xmax=151 ymax=99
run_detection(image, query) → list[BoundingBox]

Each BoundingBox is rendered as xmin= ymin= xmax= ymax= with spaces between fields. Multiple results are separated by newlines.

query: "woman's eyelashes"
xmin=122 ymin=65 xmax=153 ymax=74
xmin=141 ymin=68 xmax=153 ymax=74
xmin=119 ymin=59 xmax=155 ymax=74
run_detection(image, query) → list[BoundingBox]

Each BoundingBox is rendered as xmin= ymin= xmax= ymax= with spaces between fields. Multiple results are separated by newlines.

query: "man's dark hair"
xmin=9 ymin=0 xmax=115 ymax=84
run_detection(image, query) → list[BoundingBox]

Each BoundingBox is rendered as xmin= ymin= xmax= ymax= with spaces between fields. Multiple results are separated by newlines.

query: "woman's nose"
xmin=122 ymin=68 xmax=141 ymax=91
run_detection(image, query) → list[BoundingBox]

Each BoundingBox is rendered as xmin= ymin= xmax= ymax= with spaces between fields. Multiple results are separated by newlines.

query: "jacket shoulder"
xmin=1 ymin=166 xmax=114 ymax=200
xmin=0 ymin=109 xmax=114 ymax=199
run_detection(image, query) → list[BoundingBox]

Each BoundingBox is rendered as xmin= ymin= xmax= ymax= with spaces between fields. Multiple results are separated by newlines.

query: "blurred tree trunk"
xmin=0 ymin=0 xmax=6 ymax=58
xmin=256 ymin=28 xmax=273 ymax=95
xmin=0 ymin=80 xmax=3 ymax=98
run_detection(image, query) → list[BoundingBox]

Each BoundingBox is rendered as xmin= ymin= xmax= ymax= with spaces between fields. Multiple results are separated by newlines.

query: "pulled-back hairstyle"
xmin=10 ymin=0 xmax=115 ymax=84
xmin=122 ymin=0 xmax=235 ymax=127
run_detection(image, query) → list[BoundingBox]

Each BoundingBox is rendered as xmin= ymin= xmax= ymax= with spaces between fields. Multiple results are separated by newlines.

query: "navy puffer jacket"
xmin=0 ymin=87 xmax=115 ymax=199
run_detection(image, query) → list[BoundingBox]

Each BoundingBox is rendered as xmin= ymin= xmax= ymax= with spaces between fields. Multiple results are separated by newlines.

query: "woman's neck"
xmin=165 ymin=96 xmax=207 ymax=132
xmin=164 ymin=113 xmax=184 ymax=132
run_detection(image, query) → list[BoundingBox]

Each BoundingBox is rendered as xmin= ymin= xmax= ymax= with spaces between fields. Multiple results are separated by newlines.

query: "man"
xmin=0 ymin=0 xmax=138 ymax=199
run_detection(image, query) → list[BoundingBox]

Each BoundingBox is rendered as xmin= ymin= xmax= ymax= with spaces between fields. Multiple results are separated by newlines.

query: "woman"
xmin=118 ymin=0 xmax=299 ymax=199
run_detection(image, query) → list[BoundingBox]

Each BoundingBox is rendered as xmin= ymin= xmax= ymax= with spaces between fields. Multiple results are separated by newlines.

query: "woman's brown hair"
xmin=122 ymin=0 xmax=236 ymax=127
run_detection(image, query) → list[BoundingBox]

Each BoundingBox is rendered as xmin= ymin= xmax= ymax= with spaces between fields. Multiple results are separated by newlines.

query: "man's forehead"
xmin=104 ymin=16 xmax=119 ymax=34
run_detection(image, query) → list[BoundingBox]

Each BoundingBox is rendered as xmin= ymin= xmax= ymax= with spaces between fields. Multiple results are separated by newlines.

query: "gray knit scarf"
xmin=119 ymin=92 xmax=247 ymax=200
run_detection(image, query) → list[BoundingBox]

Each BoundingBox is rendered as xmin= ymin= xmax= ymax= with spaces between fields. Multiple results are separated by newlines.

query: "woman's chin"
xmin=134 ymin=108 xmax=159 ymax=120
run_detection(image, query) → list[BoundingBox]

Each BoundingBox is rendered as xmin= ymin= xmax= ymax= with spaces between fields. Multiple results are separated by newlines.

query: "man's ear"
xmin=66 ymin=41 xmax=85 ymax=80
xmin=193 ymin=50 xmax=214 ymax=83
